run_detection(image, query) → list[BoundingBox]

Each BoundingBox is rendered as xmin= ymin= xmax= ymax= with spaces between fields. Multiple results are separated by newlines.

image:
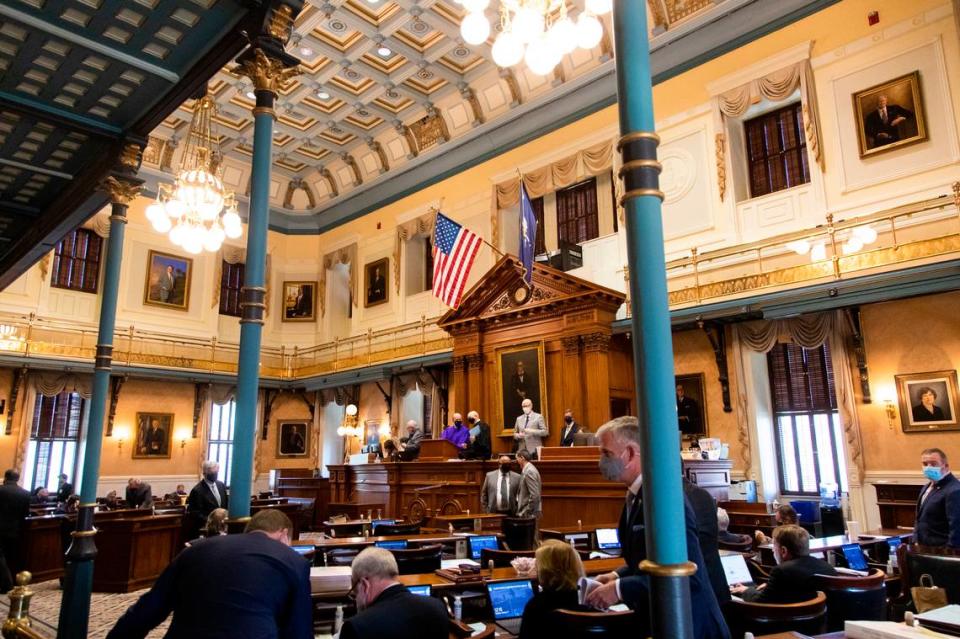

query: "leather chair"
xmin=814 ymin=569 xmax=887 ymax=631
xmin=375 ymin=521 xmax=421 ymax=536
xmin=897 ymin=544 xmax=960 ymax=606
xmin=390 ymin=544 xmax=443 ymax=575
xmin=725 ymin=592 xmax=827 ymax=638
xmin=324 ymin=548 xmax=360 ymax=566
xmin=552 ymin=608 xmax=636 ymax=637
xmin=480 ymin=548 xmax=534 ymax=568
xmin=502 ymin=517 xmax=537 ymax=551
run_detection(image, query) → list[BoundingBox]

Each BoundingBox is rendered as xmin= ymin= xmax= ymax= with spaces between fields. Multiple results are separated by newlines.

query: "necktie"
xmin=210 ymin=482 xmax=221 ymax=506
xmin=625 ymin=491 xmax=635 ymax=521
xmin=499 ymin=474 xmax=509 ymax=510
xmin=524 ymin=414 xmax=529 ymax=429
xmin=920 ymin=483 xmax=935 ymax=507
xmin=881 ymin=107 xmax=888 ymax=123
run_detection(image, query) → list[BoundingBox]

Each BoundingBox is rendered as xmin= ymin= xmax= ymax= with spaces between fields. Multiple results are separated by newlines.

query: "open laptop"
xmin=841 ymin=543 xmax=869 ymax=571
xmin=486 ymin=579 xmax=535 ymax=635
xmin=720 ymin=553 xmax=755 ymax=588
xmin=408 ymin=584 xmax=432 ymax=597
xmin=375 ymin=540 xmax=408 ymax=550
xmin=595 ymin=528 xmax=621 ymax=554
xmin=468 ymin=534 xmax=499 ymax=561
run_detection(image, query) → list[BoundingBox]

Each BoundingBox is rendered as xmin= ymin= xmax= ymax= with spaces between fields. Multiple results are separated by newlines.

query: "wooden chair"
xmin=375 ymin=521 xmax=421 ymax=536
xmin=718 ymin=535 xmax=755 ymax=553
xmin=896 ymin=543 xmax=960 ymax=608
xmin=552 ymin=608 xmax=636 ymax=637
xmin=390 ymin=544 xmax=443 ymax=575
xmin=480 ymin=548 xmax=534 ymax=568
xmin=814 ymin=569 xmax=886 ymax=631
xmin=502 ymin=516 xmax=537 ymax=551
xmin=725 ymin=591 xmax=827 ymax=637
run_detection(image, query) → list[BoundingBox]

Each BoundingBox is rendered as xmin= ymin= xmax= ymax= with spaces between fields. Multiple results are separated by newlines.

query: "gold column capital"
xmin=118 ymin=142 xmax=143 ymax=172
xmin=100 ymin=175 xmax=141 ymax=205
xmin=233 ymin=48 xmax=300 ymax=97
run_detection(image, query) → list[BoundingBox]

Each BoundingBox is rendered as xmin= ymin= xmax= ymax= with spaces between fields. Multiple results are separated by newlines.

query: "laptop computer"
xmin=841 ymin=543 xmax=869 ymax=571
xmin=486 ymin=579 xmax=535 ymax=635
xmin=720 ymin=553 xmax=755 ymax=588
xmin=408 ymin=584 xmax=432 ymax=597
xmin=375 ymin=540 xmax=408 ymax=550
xmin=595 ymin=528 xmax=621 ymax=553
xmin=468 ymin=534 xmax=499 ymax=561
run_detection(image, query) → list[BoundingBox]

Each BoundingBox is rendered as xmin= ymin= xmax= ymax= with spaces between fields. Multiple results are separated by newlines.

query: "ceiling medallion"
xmin=453 ymin=46 xmax=470 ymax=58
xmin=417 ymin=69 xmax=434 ymax=80
xmin=409 ymin=18 xmax=429 ymax=34
xmin=327 ymin=18 xmax=347 ymax=33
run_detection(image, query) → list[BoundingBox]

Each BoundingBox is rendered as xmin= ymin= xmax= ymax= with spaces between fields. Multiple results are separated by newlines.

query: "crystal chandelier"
xmin=459 ymin=0 xmax=611 ymax=76
xmin=145 ymin=94 xmax=242 ymax=254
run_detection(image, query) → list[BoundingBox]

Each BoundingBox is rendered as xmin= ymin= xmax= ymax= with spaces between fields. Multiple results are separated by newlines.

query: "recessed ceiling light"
xmin=377 ymin=45 xmax=391 ymax=57
xmin=245 ymin=91 xmax=255 ymax=99
xmin=299 ymin=46 xmax=314 ymax=57
xmin=316 ymin=89 xmax=331 ymax=100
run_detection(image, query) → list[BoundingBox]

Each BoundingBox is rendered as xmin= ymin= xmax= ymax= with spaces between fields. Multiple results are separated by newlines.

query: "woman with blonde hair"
xmin=518 ymin=540 xmax=587 ymax=638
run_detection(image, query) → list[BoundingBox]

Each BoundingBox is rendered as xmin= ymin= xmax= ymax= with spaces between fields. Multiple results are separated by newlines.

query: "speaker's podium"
xmin=418 ymin=438 xmax=461 ymax=461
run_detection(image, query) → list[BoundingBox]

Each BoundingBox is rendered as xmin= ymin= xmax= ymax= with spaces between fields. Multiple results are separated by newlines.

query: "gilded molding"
xmin=640 ymin=559 xmax=698 ymax=577
xmin=118 ymin=143 xmax=142 ymax=172
xmin=100 ymin=175 xmax=140 ymax=205
xmin=233 ymin=48 xmax=300 ymax=95
xmin=268 ymin=4 xmax=295 ymax=43
xmin=715 ymin=132 xmax=726 ymax=202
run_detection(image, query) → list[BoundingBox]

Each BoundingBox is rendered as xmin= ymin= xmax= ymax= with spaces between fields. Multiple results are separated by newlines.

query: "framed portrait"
xmin=277 ymin=420 xmax=310 ymax=457
xmin=362 ymin=420 xmax=382 ymax=454
xmin=896 ymin=370 xmax=960 ymax=433
xmin=496 ymin=342 xmax=547 ymax=433
xmin=134 ymin=412 xmax=173 ymax=459
xmin=143 ymin=250 xmax=192 ymax=310
xmin=853 ymin=71 xmax=927 ymax=158
xmin=364 ymin=258 xmax=389 ymax=308
xmin=282 ymin=281 xmax=317 ymax=322
xmin=675 ymin=373 xmax=707 ymax=436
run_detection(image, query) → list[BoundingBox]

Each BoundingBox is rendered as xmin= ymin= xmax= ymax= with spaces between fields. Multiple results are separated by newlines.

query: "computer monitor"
xmin=720 ymin=553 xmax=754 ymax=587
xmin=375 ymin=540 xmax=408 ymax=550
xmin=408 ymin=584 xmax=432 ymax=597
xmin=841 ymin=543 xmax=869 ymax=571
xmin=487 ymin=580 xmax=535 ymax=620
xmin=595 ymin=528 xmax=620 ymax=551
xmin=291 ymin=545 xmax=314 ymax=556
xmin=371 ymin=519 xmax=396 ymax=532
xmin=468 ymin=535 xmax=499 ymax=560
xmin=888 ymin=537 xmax=902 ymax=551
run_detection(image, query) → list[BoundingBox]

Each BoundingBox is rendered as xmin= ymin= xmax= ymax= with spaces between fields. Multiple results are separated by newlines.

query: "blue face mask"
xmin=923 ymin=465 xmax=943 ymax=482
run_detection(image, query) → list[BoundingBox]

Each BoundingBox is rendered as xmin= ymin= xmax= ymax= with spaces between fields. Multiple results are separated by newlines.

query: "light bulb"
xmin=146 ymin=202 xmax=164 ymax=222
xmin=224 ymin=221 xmax=243 ymax=240
xmin=786 ymin=239 xmax=810 ymax=255
xmin=377 ymin=46 xmax=392 ymax=57
xmin=492 ymin=31 xmax=524 ymax=67
xmin=164 ymin=198 xmax=186 ymax=219
xmin=843 ymin=237 xmax=864 ymax=255
xmin=576 ymin=13 xmax=603 ymax=50
xmin=548 ymin=16 xmax=578 ymax=55
xmin=183 ymin=231 xmax=203 ymax=255
xmin=853 ymin=225 xmax=877 ymax=244
xmin=462 ymin=0 xmax=488 ymax=12
xmin=222 ymin=209 xmax=241 ymax=228
xmin=810 ymin=242 xmax=827 ymax=262
xmin=203 ymin=231 xmax=223 ymax=253
xmin=460 ymin=12 xmax=490 ymax=45
xmin=151 ymin=214 xmax=172 ymax=233
xmin=524 ymin=34 xmax=560 ymax=76
xmin=346 ymin=403 xmax=358 ymax=416
xmin=169 ymin=222 xmax=186 ymax=246
xmin=512 ymin=8 xmax=544 ymax=44
xmin=585 ymin=0 xmax=612 ymax=15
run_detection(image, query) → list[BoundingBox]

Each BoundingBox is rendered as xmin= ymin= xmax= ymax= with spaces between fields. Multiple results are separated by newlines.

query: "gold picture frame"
xmin=143 ymin=250 xmax=192 ymax=311
xmin=281 ymin=280 xmax=317 ymax=322
xmin=277 ymin=420 xmax=310 ymax=457
xmin=133 ymin=412 xmax=173 ymax=459
xmin=853 ymin=70 xmax=927 ymax=158
xmin=895 ymin=370 xmax=960 ymax=433
xmin=364 ymin=257 xmax=389 ymax=308
xmin=496 ymin=342 xmax=548 ymax=435
xmin=675 ymin=373 xmax=708 ymax=436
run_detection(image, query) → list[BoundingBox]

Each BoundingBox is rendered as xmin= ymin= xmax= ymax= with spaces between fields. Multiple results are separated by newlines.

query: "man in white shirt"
xmin=481 ymin=455 xmax=521 ymax=515
xmin=513 ymin=399 xmax=548 ymax=458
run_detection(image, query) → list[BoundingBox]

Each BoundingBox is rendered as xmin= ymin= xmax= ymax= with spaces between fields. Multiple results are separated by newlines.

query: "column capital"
xmin=466 ymin=353 xmax=484 ymax=371
xmin=452 ymin=356 xmax=466 ymax=373
xmin=561 ymin=335 xmax=581 ymax=356
xmin=581 ymin=332 xmax=612 ymax=353
xmin=234 ymin=48 xmax=300 ymax=98
xmin=100 ymin=175 xmax=141 ymax=206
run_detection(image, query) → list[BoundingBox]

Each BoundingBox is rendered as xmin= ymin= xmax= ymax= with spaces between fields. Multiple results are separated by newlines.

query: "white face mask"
xmin=522 ymin=406 xmax=532 ymax=415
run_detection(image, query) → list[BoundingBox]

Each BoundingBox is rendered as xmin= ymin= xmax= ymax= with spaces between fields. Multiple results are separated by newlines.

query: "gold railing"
xmin=2 ymin=572 xmax=50 ymax=639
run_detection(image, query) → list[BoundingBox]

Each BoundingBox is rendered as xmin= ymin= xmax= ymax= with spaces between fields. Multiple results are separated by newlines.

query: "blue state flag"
xmin=519 ymin=181 xmax=537 ymax=285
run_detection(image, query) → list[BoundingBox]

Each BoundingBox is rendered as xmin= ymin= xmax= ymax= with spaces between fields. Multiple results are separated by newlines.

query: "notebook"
xmin=487 ymin=579 xmax=535 ymax=635
xmin=720 ymin=553 xmax=754 ymax=588
xmin=468 ymin=534 xmax=499 ymax=560
xmin=595 ymin=528 xmax=621 ymax=552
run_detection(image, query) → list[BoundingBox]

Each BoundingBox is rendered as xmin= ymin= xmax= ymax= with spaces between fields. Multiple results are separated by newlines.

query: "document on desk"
xmin=917 ymin=605 xmax=960 ymax=634
xmin=846 ymin=620 xmax=954 ymax=639
xmin=578 ymin=577 xmax=601 ymax=605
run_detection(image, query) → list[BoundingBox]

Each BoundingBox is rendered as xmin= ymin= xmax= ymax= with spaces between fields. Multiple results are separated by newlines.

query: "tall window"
xmin=531 ymin=196 xmax=546 ymax=255
xmin=405 ymin=236 xmax=433 ymax=295
xmin=767 ymin=343 xmax=848 ymax=496
xmin=51 ymin=229 xmax=102 ymax=293
xmin=208 ymin=400 xmax=236 ymax=486
xmin=23 ymin=392 xmax=84 ymax=492
xmin=219 ymin=261 xmax=245 ymax=317
xmin=744 ymin=102 xmax=810 ymax=198
xmin=556 ymin=177 xmax=599 ymax=246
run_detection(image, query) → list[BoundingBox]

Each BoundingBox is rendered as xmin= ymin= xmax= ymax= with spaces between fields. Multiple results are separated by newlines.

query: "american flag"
xmin=432 ymin=212 xmax=482 ymax=309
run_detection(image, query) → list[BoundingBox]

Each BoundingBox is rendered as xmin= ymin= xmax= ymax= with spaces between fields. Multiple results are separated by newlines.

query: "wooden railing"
xmin=2 ymin=572 xmax=50 ymax=639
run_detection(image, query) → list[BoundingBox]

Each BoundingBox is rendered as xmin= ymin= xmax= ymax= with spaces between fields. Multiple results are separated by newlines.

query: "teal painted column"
xmin=611 ymin=2 xmax=695 ymax=638
xmin=58 ymin=156 xmax=142 ymax=639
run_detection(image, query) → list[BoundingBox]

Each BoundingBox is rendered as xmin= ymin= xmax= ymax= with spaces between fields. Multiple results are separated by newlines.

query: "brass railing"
xmin=2 ymin=572 xmax=50 ymax=639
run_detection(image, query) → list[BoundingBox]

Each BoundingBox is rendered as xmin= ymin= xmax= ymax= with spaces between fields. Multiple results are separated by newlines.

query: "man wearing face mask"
xmin=107 ymin=510 xmax=312 ymax=639
xmin=462 ymin=410 xmax=492 ymax=460
xmin=482 ymin=455 xmax=521 ymax=515
xmin=186 ymin=460 xmax=229 ymax=538
xmin=915 ymin=447 xmax=960 ymax=547
xmin=513 ymin=399 xmax=548 ymax=458
xmin=441 ymin=412 xmax=471 ymax=450
xmin=340 ymin=547 xmax=448 ymax=639
xmin=559 ymin=409 xmax=580 ymax=447
xmin=585 ymin=416 xmax=729 ymax=639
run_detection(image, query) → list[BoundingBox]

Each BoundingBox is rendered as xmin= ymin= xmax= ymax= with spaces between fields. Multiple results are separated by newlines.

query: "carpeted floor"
xmin=1 ymin=579 xmax=170 ymax=638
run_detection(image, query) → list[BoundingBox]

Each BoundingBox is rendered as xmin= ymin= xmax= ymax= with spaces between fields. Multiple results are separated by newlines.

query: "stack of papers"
xmin=309 ymin=566 xmax=352 ymax=593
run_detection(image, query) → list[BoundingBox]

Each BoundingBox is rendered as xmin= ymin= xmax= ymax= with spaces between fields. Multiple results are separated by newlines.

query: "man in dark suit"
xmin=864 ymin=94 xmax=914 ymax=149
xmin=683 ymin=479 xmax=729 ymax=604
xmin=187 ymin=460 xmax=229 ymax=535
xmin=0 ymin=469 xmax=31 ymax=593
xmin=107 ymin=509 xmax=311 ymax=639
xmin=125 ymin=478 xmax=153 ymax=509
xmin=56 ymin=473 xmax=73 ymax=503
xmin=677 ymin=384 xmax=701 ymax=435
xmin=734 ymin=525 xmax=836 ymax=603
xmin=481 ymin=455 xmax=521 ymax=515
xmin=586 ymin=417 xmax=729 ymax=639
xmin=560 ymin=409 xmax=581 ymax=447
xmin=915 ymin=447 xmax=960 ymax=547
xmin=340 ymin=547 xmax=448 ymax=639
xmin=462 ymin=410 xmax=491 ymax=460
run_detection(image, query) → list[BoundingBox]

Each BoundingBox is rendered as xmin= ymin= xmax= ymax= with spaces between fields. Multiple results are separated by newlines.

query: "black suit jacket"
xmin=186 ymin=480 xmax=229 ymax=523
xmin=340 ymin=584 xmax=448 ymax=639
xmin=865 ymin=104 xmax=913 ymax=146
xmin=463 ymin=421 xmax=492 ymax=460
xmin=744 ymin=555 xmax=837 ymax=604
xmin=683 ymin=480 xmax=729 ymax=604
xmin=916 ymin=472 xmax=960 ymax=547
xmin=0 ymin=481 xmax=30 ymax=538
xmin=560 ymin=421 xmax=581 ymax=447
xmin=126 ymin=484 xmax=153 ymax=509
xmin=617 ymin=488 xmax=730 ymax=639
xmin=107 ymin=533 xmax=312 ymax=639
xmin=519 ymin=589 xmax=591 ymax=639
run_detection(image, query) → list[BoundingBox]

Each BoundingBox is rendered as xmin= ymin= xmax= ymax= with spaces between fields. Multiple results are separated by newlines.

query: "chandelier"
xmin=459 ymin=0 xmax=611 ymax=76
xmin=145 ymin=94 xmax=242 ymax=254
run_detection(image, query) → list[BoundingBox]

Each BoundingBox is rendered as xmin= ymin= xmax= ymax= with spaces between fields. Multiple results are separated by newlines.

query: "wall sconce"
xmin=175 ymin=428 xmax=191 ymax=451
xmin=114 ymin=425 xmax=130 ymax=453
xmin=878 ymin=386 xmax=897 ymax=429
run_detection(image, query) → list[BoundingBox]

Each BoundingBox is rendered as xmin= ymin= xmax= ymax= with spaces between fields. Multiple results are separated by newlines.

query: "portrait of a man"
xmin=134 ymin=413 xmax=173 ymax=458
xmin=364 ymin=258 xmax=389 ymax=307
xmin=498 ymin=344 xmax=546 ymax=431
xmin=282 ymin=281 xmax=317 ymax=322
xmin=896 ymin=371 xmax=960 ymax=432
xmin=854 ymin=71 xmax=927 ymax=158
xmin=278 ymin=421 xmax=309 ymax=457
xmin=675 ymin=374 xmax=707 ymax=436
xmin=144 ymin=250 xmax=191 ymax=310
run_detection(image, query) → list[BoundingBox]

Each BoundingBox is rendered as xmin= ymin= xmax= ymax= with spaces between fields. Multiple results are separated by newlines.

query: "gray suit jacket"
xmin=513 ymin=411 xmax=548 ymax=453
xmin=480 ymin=469 xmax=521 ymax=514
xmin=517 ymin=463 xmax=542 ymax=518
xmin=400 ymin=429 xmax=423 ymax=450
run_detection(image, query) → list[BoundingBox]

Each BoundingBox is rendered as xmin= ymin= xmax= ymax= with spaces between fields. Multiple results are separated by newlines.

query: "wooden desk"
xmin=327 ymin=502 xmax=387 ymax=520
xmin=92 ymin=513 xmax=182 ymax=593
xmin=429 ymin=513 xmax=504 ymax=532
xmin=20 ymin=514 xmax=67 ymax=583
xmin=757 ymin=529 xmax=914 ymax=564
xmin=540 ymin=523 xmax=618 ymax=549
xmin=275 ymin=469 xmax=330 ymax=529
xmin=310 ymin=532 xmax=482 ymax=550
xmin=394 ymin=557 xmax=625 ymax=591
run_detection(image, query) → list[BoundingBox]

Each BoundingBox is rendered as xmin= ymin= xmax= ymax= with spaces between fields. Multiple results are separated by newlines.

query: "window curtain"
xmin=14 ymin=372 xmax=92 ymax=477
xmin=319 ymin=243 xmax=358 ymax=317
xmin=212 ymin=246 xmax=246 ymax=310
xmin=730 ymin=311 xmax=865 ymax=507
xmin=197 ymin=384 xmax=235 ymax=472
xmin=84 ymin=211 xmax=112 ymax=239
xmin=394 ymin=213 xmax=435 ymax=294
xmin=712 ymin=59 xmax=824 ymax=202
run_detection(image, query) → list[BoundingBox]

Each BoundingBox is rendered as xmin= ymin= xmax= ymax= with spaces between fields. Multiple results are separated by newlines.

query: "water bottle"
xmin=448 ymin=523 xmax=454 ymax=534
xmin=453 ymin=596 xmax=463 ymax=621
xmin=334 ymin=604 xmax=344 ymax=633
xmin=886 ymin=557 xmax=894 ymax=575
